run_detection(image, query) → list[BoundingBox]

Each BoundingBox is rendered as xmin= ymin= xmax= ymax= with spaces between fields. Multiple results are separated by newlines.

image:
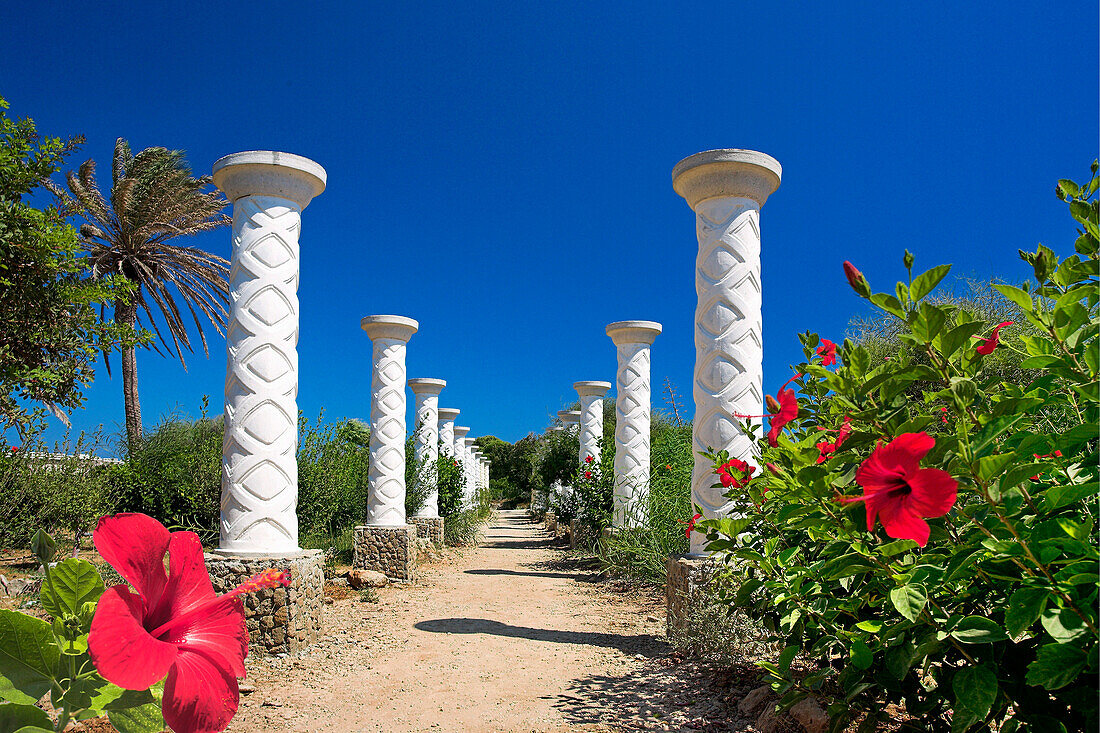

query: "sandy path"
xmin=231 ymin=510 xmax=678 ymax=733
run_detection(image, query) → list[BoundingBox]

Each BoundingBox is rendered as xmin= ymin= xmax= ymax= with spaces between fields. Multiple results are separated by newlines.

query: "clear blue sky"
xmin=3 ymin=2 xmax=1096 ymax=451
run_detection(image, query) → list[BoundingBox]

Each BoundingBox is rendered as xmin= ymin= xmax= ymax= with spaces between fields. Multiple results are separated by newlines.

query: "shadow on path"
xmin=415 ymin=618 xmax=665 ymax=658
xmin=464 ymin=568 xmax=583 ymax=580
xmin=483 ymin=537 xmax=561 ymax=550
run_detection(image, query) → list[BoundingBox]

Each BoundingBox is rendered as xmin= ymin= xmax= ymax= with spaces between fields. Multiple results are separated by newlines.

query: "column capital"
xmin=606 ymin=320 xmax=663 ymax=345
xmin=672 ymin=149 xmax=781 ymax=209
xmin=408 ymin=377 xmax=446 ymax=395
xmin=574 ymin=380 xmax=611 ymax=398
xmin=438 ymin=407 xmax=461 ymax=422
xmin=557 ymin=409 xmax=581 ymax=424
xmin=213 ymin=151 xmax=327 ymax=210
xmin=453 ymin=425 xmax=471 ymax=438
xmin=361 ymin=315 xmax=419 ymax=342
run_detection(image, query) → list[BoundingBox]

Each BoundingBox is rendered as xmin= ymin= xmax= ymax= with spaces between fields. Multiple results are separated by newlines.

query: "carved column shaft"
xmin=438 ymin=408 xmax=459 ymax=458
xmin=574 ymin=382 xmax=611 ymax=467
xmin=673 ymin=149 xmax=781 ymax=553
xmin=409 ymin=379 xmax=445 ymax=519
xmin=453 ymin=425 xmax=470 ymax=505
xmin=607 ymin=321 xmax=662 ymax=528
xmin=213 ymin=151 xmax=326 ymax=555
xmin=362 ymin=316 xmax=419 ymax=527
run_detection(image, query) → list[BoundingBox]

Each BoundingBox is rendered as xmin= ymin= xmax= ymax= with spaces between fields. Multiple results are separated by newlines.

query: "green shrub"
xmin=700 ymin=166 xmax=1099 ymax=732
xmin=107 ymin=408 xmax=222 ymax=539
xmin=436 ymin=454 xmax=465 ymax=518
xmin=296 ymin=411 xmax=370 ymax=543
xmin=598 ymin=416 xmax=692 ymax=579
xmin=0 ymin=430 xmax=113 ymax=547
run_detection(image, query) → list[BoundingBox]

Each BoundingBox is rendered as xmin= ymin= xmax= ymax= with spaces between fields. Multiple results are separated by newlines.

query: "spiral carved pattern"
xmin=613 ymin=342 xmax=652 ymax=528
xmin=438 ymin=419 xmax=455 ymax=457
xmin=221 ymin=196 xmax=302 ymax=554
xmin=412 ymin=393 xmax=440 ymax=518
xmin=579 ymin=396 xmax=603 ymax=466
xmin=367 ymin=339 xmax=409 ymax=526
xmin=690 ymin=196 xmax=763 ymax=552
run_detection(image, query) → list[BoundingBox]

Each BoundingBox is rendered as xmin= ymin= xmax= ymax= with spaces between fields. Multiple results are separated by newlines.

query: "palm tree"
xmin=47 ymin=139 xmax=231 ymax=450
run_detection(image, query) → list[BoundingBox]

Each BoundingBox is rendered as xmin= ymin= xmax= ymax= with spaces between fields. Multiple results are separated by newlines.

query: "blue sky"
xmin=3 ymin=2 xmax=1096 ymax=451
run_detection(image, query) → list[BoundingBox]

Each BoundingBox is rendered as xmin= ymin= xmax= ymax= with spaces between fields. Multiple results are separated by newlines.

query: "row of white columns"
xmin=552 ymin=321 xmax=662 ymax=529
xmin=211 ymin=146 xmax=489 ymax=555
xmin=214 ymin=147 xmax=778 ymax=561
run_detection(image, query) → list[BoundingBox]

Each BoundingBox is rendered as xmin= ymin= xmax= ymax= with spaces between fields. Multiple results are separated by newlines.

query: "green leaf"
xmin=1026 ymin=642 xmax=1087 ymax=689
xmin=40 ymin=558 xmax=104 ymax=621
xmin=849 ymin=639 xmax=872 ymax=670
xmin=108 ymin=701 xmax=167 ymax=733
xmin=1040 ymin=607 xmax=1089 ymax=643
xmin=889 ymin=584 xmax=927 ymax=622
xmin=976 ymin=454 xmax=1016 ymax=483
xmin=870 ymin=293 xmax=906 ymax=318
xmin=1042 ymin=481 xmax=1098 ymax=512
xmin=733 ymin=578 xmax=763 ymax=606
xmin=911 ymin=264 xmax=951 ymax=301
xmin=0 ymin=610 xmax=60 ymax=705
xmin=951 ymin=616 xmax=1008 ymax=644
xmin=1005 ymin=588 xmax=1049 ymax=638
xmin=952 ymin=665 xmax=998 ymax=732
xmin=0 ymin=702 xmax=52 ymax=732
xmin=778 ymin=645 xmax=798 ymax=671
xmin=856 ymin=620 xmax=883 ymax=633
xmin=878 ymin=539 xmax=918 ymax=557
xmin=1058 ymin=179 xmax=1081 ymax=198
xmin=994 ymin=284 xmax=1033 ymax=312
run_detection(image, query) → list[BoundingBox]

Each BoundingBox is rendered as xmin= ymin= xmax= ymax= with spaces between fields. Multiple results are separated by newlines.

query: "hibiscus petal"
xmin=876 ymin=498 xmax=931 ymax=547
xmin=151 ymin=532 xmax=218 ymax=624
xmin=165 ymin=594 xmax=248 ymax=679
xmin=855 ymin=448 xmax=906 ymax=495
xmin=162 ymin=649 xmax=239 ymax=733
xmin=88 ymin=586 xmax=177 ymax=690
xmin=93 ymin=513 xmax=170 ymax=607
xmin=905 ymin=468 xmax=958 ymax=518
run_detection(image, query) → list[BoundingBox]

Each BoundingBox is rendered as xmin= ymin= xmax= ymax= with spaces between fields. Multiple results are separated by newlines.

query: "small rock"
xmin=790 ymin=696 xmax=829 ymax=733
xmin=738 ymin=685 xmax=772 ymax=717
xmin=347 ymin=569 xmax=389 ymax=589
xmin=756 ymin=704 xmax=782 ymax=733
xmin=645 ymin=615 xmax=658 ymax=623
xmin=239 ymin=683 xmax=255 ymax=694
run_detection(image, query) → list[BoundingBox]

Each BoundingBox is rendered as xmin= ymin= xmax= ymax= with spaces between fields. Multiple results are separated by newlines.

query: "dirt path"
xmin=229 ymin=510 xmax=739 ymax=733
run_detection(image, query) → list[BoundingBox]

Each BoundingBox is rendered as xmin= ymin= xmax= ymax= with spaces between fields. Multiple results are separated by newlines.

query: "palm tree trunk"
xmin=115 ymin=299 xmax=142 ymax=451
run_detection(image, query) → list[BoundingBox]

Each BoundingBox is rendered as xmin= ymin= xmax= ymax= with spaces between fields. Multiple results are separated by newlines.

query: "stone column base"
xmin=353 ymin=525 xmax=417 ymax=581
xmin=410 ymin=516 xmax=444 ymax=546
xmin=665 ymin=554 xmax=719 ymax=636
xmin=205 ymin=550 xmax=324 ymax=656
xmin=544 ymin=511 xmax=558 ymax=534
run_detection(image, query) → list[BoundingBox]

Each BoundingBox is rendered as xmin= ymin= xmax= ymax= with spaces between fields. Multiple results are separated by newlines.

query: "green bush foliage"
xmin=700 ymin=165 xmax=1099 ymax=732
xmin=0 ymin=432 xmax=114 ymax=548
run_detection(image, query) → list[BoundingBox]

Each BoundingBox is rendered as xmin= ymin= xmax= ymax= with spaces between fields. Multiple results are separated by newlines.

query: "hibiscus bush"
xmin=699 ymin=165 xmax=1099 ymax=731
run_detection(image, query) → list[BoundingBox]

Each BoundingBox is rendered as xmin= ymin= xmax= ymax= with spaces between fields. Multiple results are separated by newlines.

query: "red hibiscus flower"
xmin=838 ymin=433 xmax=957 ymax=546
xmin=735 ymin=374 xmax=801 ymax=447
xmin=584 ymin=470 xmax=592 ymax=479
xmin=584 ymin=455 xmax=594 ymax=464
xmin=88 ymin=513 xmax=290 ymax=733
xmin=682 ymin=513 xmax=703 ymax=539
xmin=815 ymin=416 xmax=852 ymax=464
xmin=717 ymin=458 xmax=756 ymax=489
xmin=765 ymin=462 xmax=781 ymax=476
xmin=974 ymin=321 xmax=1014 ymax=356
xmin=816 ymin=338 xmax=838 ymax=367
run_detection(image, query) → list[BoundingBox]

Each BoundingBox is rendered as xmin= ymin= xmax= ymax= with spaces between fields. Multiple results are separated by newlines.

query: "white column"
xmin=408 ymin=378 xmax=446 ymax=519
xmin=673 ymin=149 xmax=781 ymax=553
xmin=574 ymin=381 xmax=611 ymax=467
xmin=438 ymin=408 xmax=460 ymax=457
xmin=213 ymin=151 xmax=326 ymax=555
xmin=463 ymin=437 xmax=477 ymax=504
xmin=361 ymin=315 xmax=419 ymax=527
xmin=453 ymin=425 xmax=470 ymax=506
xmin=606 ymin=321 xmax=662 ymax=528
xmin=555 ymin=411 xmax=580 ymax=499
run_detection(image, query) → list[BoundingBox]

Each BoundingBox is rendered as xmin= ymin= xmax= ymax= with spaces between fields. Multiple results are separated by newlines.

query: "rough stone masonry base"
xmin=665 ymin=554 xmax=718 ymax=636
xmin=354 ymin=525 xmax=417 ymax=581
xmin=204 ymin=550 xmax=324 ymax=656
xmin=410 ymin=516 xmax=444 ymax=546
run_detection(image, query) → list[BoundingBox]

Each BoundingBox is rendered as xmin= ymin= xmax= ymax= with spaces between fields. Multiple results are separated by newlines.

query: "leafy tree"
xmin=46 ymin=139 xmax=230 ymax=449
xmin=0 ymin=97 xmax=135 ymax=439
